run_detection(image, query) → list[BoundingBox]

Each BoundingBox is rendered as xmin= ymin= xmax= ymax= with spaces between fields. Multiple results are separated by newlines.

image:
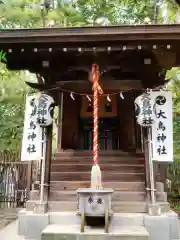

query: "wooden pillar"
xmin=62 ymin=92 xmax=80 ymax=149
xmin=118 ymin=92 xmax=136 ymax=151
xmin=57 ymin=92 xmax=63 ymax=151
xmin=129 ymin=92 xmax=136 ymax=151
xmin=133 ymin=91 xmax=142 ymax=152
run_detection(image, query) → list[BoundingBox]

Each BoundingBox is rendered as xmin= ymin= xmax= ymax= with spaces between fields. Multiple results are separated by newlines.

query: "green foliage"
xmin=168 ymin=162 xmax=180 ymax=195
xmin=0 ymin=0 xmax=175 ymax=28
xmin=0 ymin=0 xmax=43 ymax=28
xmin=166 ymin=68 xmax=180 ymax=197
xmin=166 ymin=68 xmax=180 ymax=160
xmin=173 ymin=204 xmax=180 ymax=210
xmin=0 ymin=64 xmax=30 ymax=153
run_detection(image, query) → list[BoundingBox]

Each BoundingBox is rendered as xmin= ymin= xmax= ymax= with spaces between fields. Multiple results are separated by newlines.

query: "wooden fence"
xmin=0 ymin=151 xmax=33 ymax=209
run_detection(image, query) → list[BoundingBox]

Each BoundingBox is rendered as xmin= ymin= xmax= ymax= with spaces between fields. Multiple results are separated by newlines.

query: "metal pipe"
xmin=40 ymin=128 xmax=46 ymax=203
xmin=148 ymin=127 xmax=156 ymax=205
xmin=140 ymin=126 xmax=144 ymax=152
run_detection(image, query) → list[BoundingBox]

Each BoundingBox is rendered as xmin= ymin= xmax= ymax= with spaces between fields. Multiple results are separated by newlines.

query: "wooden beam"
xmin=53 ymin=80 xmax=142 ymax=93
xmin=1 ymin=25 xmax=180 ymax=44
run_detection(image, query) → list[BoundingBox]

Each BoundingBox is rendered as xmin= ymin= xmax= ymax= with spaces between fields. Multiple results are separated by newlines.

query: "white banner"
xmin=21 ymin=94 xmax=43 ymax=161
xmin=151 ymin=91 xmax=173 ymax=162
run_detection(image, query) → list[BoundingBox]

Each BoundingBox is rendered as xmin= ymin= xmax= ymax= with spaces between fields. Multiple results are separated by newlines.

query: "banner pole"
xmin=147 ymin=126 xmax=156 ymax=205
xmin=40 ymin=128 xmax=46 ymax=203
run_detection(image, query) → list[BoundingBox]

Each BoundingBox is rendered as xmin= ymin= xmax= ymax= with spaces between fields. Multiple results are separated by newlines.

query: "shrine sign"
xmin=21 ymin=94 xmax=43 ymax=161
xmin=151 ymin=91 xmax=173 ymax=162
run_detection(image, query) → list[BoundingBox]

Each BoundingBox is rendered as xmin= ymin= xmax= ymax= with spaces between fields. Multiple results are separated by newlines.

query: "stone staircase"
xmin=27 ymin=150 xmax=169 ymax=213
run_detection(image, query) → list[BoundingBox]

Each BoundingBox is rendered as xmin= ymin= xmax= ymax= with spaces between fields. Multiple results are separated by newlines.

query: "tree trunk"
xmin=153 ymin=0 xmax=160 ymax=24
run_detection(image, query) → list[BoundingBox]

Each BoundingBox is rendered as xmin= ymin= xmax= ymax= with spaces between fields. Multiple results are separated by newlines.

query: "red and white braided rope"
xmin=92 ymin=64 xmax=99 ymax=166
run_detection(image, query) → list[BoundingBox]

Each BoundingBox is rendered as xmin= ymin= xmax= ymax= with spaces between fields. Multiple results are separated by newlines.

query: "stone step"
xmin=51 ymin=163 xmax=144 ymax=172
xmin=50 ymin=181 xmax=164 ymax=192
xmin=51 ymin=172 xmax=145 ymax=181
xmin=53 ymin=159 xmax=144 ymax=165
xmin=48 ymin=212 xmax=145 ymax=226
xmin=41 ymin=224 xmax=149 ymax=240
xmin=26 ymin=200 xmax=170 ymax=213
xmin=53 ymin=157 xmax=144 ymax=164
xmin=30 ymin=190 xmax=167 ymax=202
xmin=55 ymin=150 xmax=143 ymax=157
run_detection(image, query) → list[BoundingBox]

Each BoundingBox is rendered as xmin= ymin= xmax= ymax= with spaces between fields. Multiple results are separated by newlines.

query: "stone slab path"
xmin=0 ymin=220 xmax=25 ymax=240
xmin=1 ymin=219 xmax=180 ymax=240
xmin=0 ymin=208 xmax=18 ymax=231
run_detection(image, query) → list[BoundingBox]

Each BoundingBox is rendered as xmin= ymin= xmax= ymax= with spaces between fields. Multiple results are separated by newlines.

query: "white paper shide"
xmin=21 ymin=94 xmax=43 ymax=161
xmin=151 ymin=91 xmax=173 ymax=162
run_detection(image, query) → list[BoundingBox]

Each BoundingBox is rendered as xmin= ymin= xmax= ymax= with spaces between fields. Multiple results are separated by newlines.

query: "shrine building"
xmin=0 ymin=24 xmax=179 ymax=240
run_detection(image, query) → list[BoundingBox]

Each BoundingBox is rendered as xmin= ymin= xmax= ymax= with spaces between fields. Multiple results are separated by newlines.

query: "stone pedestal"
xmin=144 ymin=214 xmax=170 ymax=240
xmin=148 ymin=203 xmax=161 ymax=216
xmin=18 ymin=210 xmax=49 ymax=240
xmin=33 ymin=201 xmax=48 ymax=214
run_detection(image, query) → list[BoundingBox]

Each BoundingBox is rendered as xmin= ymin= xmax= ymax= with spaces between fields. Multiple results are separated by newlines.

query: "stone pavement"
xmin=0 ymin=220 xmax=25 ymax=240
xmin=0 ymin=208 xmax=18 ymax=231
xmin=0 ymin=218 xmax=180 ymax=240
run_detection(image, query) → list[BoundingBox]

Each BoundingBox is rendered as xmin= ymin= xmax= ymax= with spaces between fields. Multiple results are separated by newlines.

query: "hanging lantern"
xmin=44 ymin=0 xmax=55 ymax=11
xmin=35 ymin=93 xmax=55 ymax=127
xmin=134 ymin=93 xmax=156 ymax=127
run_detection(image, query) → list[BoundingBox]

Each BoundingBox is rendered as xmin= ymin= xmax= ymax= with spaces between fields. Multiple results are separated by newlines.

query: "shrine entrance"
xmin=79 ymin=94 xmax=120 ymax=150
xmin=60 ymin=91 xmax=137 ymax=151
xmin=79 ymin=117 xmax=120 ymax=150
